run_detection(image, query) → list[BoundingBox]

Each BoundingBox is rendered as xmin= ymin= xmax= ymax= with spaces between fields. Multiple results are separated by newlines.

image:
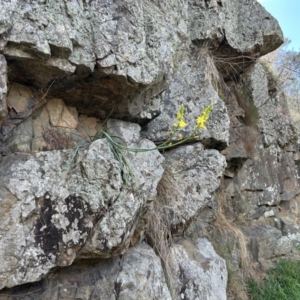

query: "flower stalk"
xmin=104 ymin=103 xmax=213 ymax=153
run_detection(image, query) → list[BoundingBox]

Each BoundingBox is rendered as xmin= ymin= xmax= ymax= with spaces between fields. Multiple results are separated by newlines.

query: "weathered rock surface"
xmin=243 ymin=225 xmax=293 ymax=263
xmin=0 ymin=0 xmax=283 ymax=125
xmin=0 ymin=0 xmax=189 ymax=122
xmin=0 ymin=120 xmax=164 ymax=289
xmin=0 ymin=242 xmax=172 ymax=300
xmin=142 ymin=54 xmax=231 ymax=148
xmin=1 ymin=92 xmax=104 ymax=154
xmin=189 ymin=0 xmax=282 ymax=55
xmin=0 ymin=0 xmax=292 ymax=298
xmin=214 ymin=61 xmax=300 ymax=280
xmin=0 ymin=238 xmax=227 ymax=300
xmin=161 ymin=143 xmax=226 ymax=230
xmin=170 ymin=238 xmax=227 ymax=300
xmin=0 ymin=54 xmax=7 ymax=126
xmin=249 ymin=63 xmax=298 ymax=148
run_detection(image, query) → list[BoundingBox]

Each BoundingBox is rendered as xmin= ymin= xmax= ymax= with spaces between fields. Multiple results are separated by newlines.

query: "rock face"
xmin=162 ymin=144 xmax=226 ymax=228
xmin=0 ymin=54 xmax=7 ymax=126
xmin=0 ymin=0 xmax=293 ymax=299
xmin=0 ymin=121 xmax=164 ymax=289
xmin=0 ymin=243 xmax=172 ymax=300
xmin=170 ymin=238 xmax=227 ymax=300
xmin=0 ymin=0 xmax=282 ymax=124
xmin=217 ymin=62 xmax=300 ymax=278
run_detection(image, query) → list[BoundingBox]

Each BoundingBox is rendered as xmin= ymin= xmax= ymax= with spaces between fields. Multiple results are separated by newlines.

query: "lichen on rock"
xmin=0 ymin=0 xmax=296 ymax=299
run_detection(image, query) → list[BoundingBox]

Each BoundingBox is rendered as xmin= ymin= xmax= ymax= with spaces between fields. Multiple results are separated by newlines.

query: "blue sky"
xmin=258 ymin=0 xmax=300 ymax=50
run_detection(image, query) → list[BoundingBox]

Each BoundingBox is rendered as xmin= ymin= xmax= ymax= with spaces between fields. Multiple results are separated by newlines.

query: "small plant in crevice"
xmin=111 ymin=103 xmax=212 ymax=184
xmin=78 ymin=104 xmax=214 ymax=185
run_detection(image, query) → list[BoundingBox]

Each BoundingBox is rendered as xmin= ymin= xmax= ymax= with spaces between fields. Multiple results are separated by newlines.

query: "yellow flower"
xmin=174 ymin=104 xmax=188 ymax=128
xmin=196 ymin=104 xmax=213 ymax=130
xmin=177 ymin=104 xmax=185 ymax=121
xmin=178 ymin=119 xmax=187 ymax=128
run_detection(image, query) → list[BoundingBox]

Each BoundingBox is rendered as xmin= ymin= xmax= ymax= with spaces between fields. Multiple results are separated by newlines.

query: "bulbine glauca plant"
xmin=64 ymin=104 xmax=213 ymax=184
xmin=101 ymin=103 xmax=213 ymax=184
xmin=103 ymin=103 xmax=213 ymax=152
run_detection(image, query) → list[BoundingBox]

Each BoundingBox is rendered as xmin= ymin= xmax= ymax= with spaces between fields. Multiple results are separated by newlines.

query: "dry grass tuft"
xmin=232 ymin=88 xmax=259 ymax=128
xmin=214 ymin=195 xmax=250 ymax=274
xmin=214 ymin=190 xmax=253 ymax=300
xmin=227 ymin=269 xmax=249 ymax=300
xmin=146 ymin=166 xmax=180 ymax=298
xmin=42 ymin=127 xmax=74 ymax=150
xmin=238 ymin=126 xmax=259 ymax=159
xmin=193 ymin=43 xmax=230 ymax=99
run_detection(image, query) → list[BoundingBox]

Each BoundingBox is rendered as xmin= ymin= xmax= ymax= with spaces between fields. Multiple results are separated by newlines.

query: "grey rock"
xmin=0 ymin=120 xmax=164 ymax=289
xmin=161 ymin=143 xmax=226 ymax=229
xmin=0 ymin=54 xmax=7 ymax=126
xmin=189 ymin=0 xmax=283 ymax=55
xmin=236 ymin=146 xmax=281 ymax=206
xmin=170 ymin=238 xmax=227 ymax=300
xmin=0 ymin=242 xmax=172 ymax=300
xmin=79 ymin=119 xmax=165 ymax=258
xmin=274 ymin=236 xmax=293 ymax=256
xmin=5 ymin=116 xmax=34 ymax=153
xmin=223 ymin=62 xmax=300 ymax=217
xmin=142 ymin=55 xmax=230 ymax=148
xmin=244 ymin=225 xmax=285 ymax=261
xmin=0 ymin=0 xmax=188 ymax=121
xmin=247 ymin=63 xmax=299 ymax=147
xmin=278 ymin=152 xmax=300 ymax=201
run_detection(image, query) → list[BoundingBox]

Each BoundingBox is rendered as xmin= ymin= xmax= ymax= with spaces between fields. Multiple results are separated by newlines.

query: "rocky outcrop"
xmin=216 ymin=62 xmax=300 ymax=278
xmin=0 ymin=239 xmax=227 ymax=300
xmin=0 ymin=243 xmax=172 ymax=300
xmin=0 ymin=0 xmax=291 ymax=299
xmin=0 ymin=121 xmax=164 ymax=289
xmin=0 ymin=0 xmax=282 ymax=125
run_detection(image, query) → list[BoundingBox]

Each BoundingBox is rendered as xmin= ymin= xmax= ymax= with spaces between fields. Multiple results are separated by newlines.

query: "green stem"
xmin=102 ymin=128 xmax=199 ymax=153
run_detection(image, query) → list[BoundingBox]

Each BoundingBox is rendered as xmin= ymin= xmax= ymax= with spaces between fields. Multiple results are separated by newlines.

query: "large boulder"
xmin=160 ymin=143 xmax=226 ymax=230
xmin=0 ymin=120 xmax=164 ymax=289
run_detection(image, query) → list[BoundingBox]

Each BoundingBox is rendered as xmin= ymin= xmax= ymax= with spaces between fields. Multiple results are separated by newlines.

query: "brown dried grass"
xmin=146 ymin=166 xmax=180 ymax=298
xmin=42 ymin=127 xmax=74 ymax=150
xmin=214 ymin=190 xmax=253 ymax=300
